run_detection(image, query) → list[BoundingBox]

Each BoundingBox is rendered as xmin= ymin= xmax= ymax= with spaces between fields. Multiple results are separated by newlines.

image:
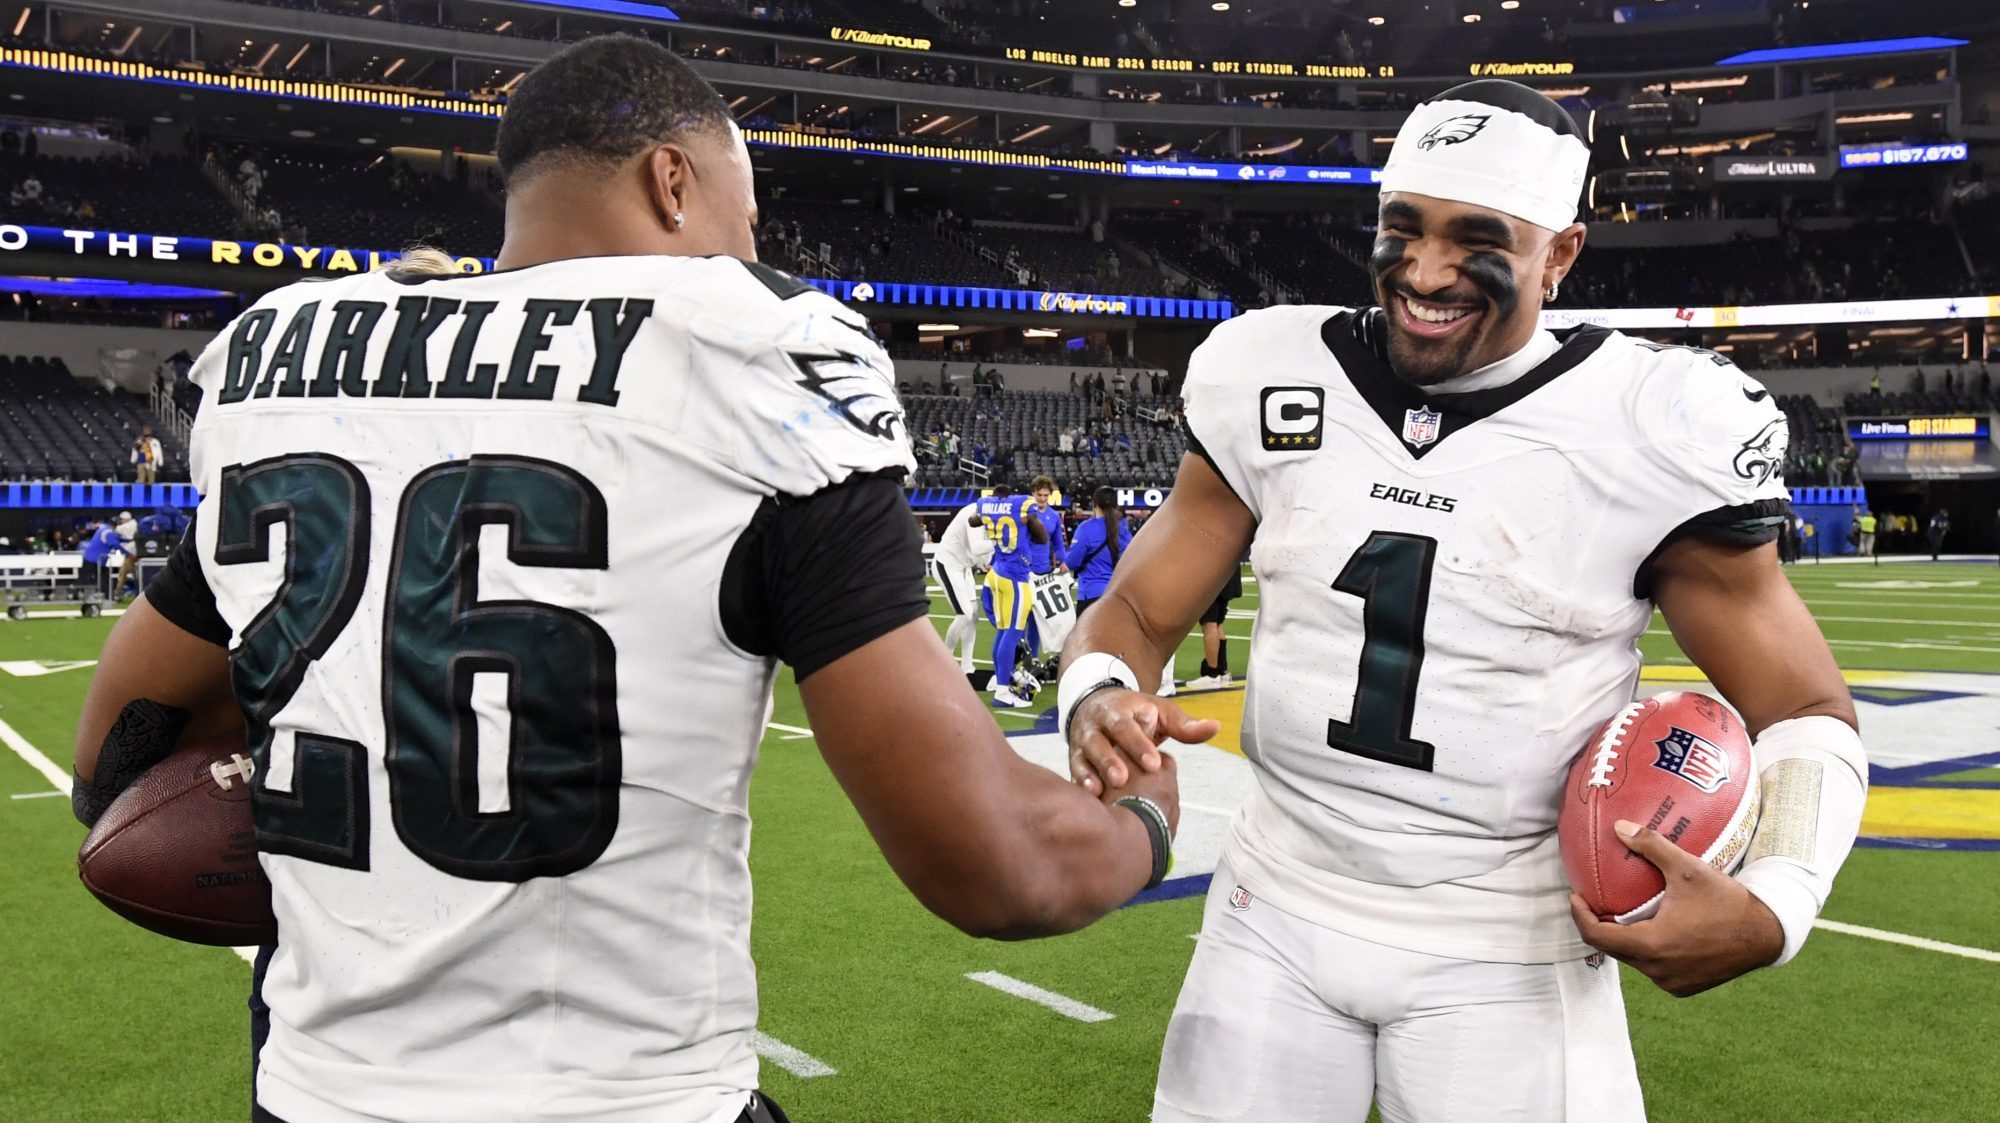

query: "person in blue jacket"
xmin=1063 ymin=487 xmax=1132 ymax=617
xmin=78 ymin=517 xmax=121 ymax=595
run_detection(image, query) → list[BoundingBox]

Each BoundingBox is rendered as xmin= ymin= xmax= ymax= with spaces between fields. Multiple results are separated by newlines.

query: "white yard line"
xmin=0 ymin=716 xmax=72 ymax=793
xmin=965 ymin=971 xmax=1114 ymax=1022
xmin=765 ymin=722 xmax=814 ymax=741
xmin=1814 ymin=920 xmax=2000 ymax=964
xmin=750 ymin=1031 xmax=838 ymax=1078
xmin=10 ymin=790 xmax=64 ymax=800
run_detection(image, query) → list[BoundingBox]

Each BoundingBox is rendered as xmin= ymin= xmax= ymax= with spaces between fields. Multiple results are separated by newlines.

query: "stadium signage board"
xmin=1846 ymin=416 xmax=1991 ymax=441
xmin=829 ymin=27 xmax=931 ymax=51
xmin=1542 ymin=294 xmax=2000 ymax=331
xmin=0 ymin=225 xmax=1234 ymax=321
xmin=1839 ymin=143 xmax=1968 ymax=169
xmin=1709 ymin=155 xmax=1833 ymax=181
xmin=1468 ymin=61 xmax=1578 ymax=76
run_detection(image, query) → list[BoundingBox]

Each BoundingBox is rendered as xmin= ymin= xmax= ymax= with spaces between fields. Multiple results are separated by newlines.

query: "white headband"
xmin=1381 ymin=96 xmax=1590 ymax=233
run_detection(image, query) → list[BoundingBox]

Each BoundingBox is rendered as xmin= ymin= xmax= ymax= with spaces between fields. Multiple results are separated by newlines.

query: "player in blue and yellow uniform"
xmin=977 ymin=484 xmax=1047 ymax=708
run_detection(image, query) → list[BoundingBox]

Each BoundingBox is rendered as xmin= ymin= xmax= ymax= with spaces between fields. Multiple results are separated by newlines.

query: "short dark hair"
xmin=496 ymin=35 xmax=734 ymax=182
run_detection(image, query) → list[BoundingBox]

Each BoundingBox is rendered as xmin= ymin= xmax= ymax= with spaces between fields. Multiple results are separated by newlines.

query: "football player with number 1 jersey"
xmin=71 ymin=37 xmax=1185 ymax=1123
xmin=1060 ymin=80 xmax=1866 ymax=1121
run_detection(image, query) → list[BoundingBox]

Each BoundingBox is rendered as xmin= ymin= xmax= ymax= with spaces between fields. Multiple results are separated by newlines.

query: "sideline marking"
xmin=0 ymin=715 xmax=72 ymax=793
xmin=750 ymin=1031 xmax=837 ymax=1078
xmin=1814 ymin=920 xmax=2000 ymax=964
xmin=0 ymin=659 xmax=98 ymax=677
xmin=965 ymin=971 xmax=1114 ymax=1022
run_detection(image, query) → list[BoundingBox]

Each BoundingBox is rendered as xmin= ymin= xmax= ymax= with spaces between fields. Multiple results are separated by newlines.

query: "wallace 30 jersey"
xmin=183 ymin=256 xmax=913 ymax=1123
xmin=1184 ymin=305 xmax=1789 ymax=964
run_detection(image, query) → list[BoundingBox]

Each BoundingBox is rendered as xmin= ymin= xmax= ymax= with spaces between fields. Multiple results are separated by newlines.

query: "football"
xmin=77 ymin=732 xmax=277 ymax=947
xmin=1561 ymin=691 xmax=1761 ymax=924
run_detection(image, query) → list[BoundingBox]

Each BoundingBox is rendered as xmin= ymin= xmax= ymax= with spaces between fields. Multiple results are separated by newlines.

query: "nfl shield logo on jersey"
xmin=1228 ymin=886 xmax=1253 ymax=912
xmin=1401 ymin=407 xmax=1442 ymax=448
xmin=1652 ymin=726 xmax=1731 ymax=793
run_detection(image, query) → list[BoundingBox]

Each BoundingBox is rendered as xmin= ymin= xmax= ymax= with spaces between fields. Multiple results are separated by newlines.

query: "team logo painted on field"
xmin=1260 ymin=387 xmax=1324 ymax=451
xmin=1652 ymin=726 xmax=1731 ymax=793
xmin=1402 ymin=406 xmax=1442 ymax=448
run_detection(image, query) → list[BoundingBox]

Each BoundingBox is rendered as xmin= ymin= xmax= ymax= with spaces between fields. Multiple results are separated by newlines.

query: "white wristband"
xmin=1057 ymin=652 xmax=1140 ymax=740
xmin=1735 ymin=715 xmax=1868 ymax=968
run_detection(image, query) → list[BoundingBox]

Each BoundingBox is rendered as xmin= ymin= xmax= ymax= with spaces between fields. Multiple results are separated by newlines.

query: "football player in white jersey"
xmin=1058 ymin=80 xmax=1867 ymax=1121
xmin=932 ymin=500 xmax=994 ymax=674
xmin=71 ymin=36 xmax=1186 ymax=1123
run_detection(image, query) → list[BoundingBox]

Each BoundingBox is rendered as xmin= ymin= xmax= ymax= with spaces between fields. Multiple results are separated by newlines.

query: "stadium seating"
xmin=906 ymin=389 xmax=1186 ymax=491
xmin=0 ymin=149 xmax=238 ymax=240
xmin=217 ymin=143 xmax=504 ymax=258
xmin=761 ymin=200 xmax=1013 ymax=287
xmin=0 ymin=356 xmax=185 ymax=482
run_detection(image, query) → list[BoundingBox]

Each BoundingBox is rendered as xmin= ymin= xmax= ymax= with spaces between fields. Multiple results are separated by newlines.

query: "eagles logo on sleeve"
xmin=789 ymin=352 xmax=903 ymax=441
xmin=1732 ymin=418 xmax=1787 ymax=486
xmin=1416 ymin=113 xmax=1491 ymax=151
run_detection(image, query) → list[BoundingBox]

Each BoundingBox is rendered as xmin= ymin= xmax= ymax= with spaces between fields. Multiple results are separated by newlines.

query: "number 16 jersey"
xmin=1183 ymin=305 xmax=1788 ymax=964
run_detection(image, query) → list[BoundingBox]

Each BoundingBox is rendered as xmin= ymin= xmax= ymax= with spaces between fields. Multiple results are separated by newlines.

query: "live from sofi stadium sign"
xmin=1847 ymin=416 xmax=1991 ymax=441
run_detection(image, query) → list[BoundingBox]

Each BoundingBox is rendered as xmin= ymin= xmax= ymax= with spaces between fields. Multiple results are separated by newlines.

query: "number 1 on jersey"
xmin=1327 ymin=531 xmax=1438 ymax=771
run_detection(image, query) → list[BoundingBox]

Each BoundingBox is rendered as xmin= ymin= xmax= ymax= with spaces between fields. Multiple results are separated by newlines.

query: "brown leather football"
xmin=78 ymin=731 xmax=277 ymax=946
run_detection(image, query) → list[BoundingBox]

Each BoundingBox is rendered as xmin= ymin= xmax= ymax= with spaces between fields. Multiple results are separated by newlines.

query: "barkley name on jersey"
xmin=1182 ymin=303 xmax=1789 ymax=965
xmin=186 ymin=255 xmax=913 ymax=1123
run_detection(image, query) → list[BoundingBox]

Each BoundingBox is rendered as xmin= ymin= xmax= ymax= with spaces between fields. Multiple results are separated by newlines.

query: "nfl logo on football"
xmin=1652 ymin=726 xmax=1731 ymax=794
xmin=1402 ymin=406 xmax=1442 ymax=448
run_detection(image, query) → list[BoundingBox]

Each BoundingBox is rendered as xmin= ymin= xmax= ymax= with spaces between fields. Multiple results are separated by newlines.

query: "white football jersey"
xmin=933 ymin=501 xmax=995 ymax=572
xmin=1028 ymin=571 xmax=1079 ymax=654
xmin=1184 ymin=305 xmax=1788 ymax=964
xmin=183 ymin=256 xmax=913 ymax=1123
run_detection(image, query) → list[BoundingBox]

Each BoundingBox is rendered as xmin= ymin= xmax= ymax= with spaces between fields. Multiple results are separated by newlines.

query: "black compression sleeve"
xmin=1633 ymin=497 xmax=1793 ymax=600
xmin=146 ymin=520 xmax=231 ymax=646
xmin=719 ymin=476 xmax=931 ymax=681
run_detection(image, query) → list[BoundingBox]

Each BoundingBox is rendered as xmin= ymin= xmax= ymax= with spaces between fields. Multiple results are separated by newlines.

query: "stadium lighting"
xmin=919 ymin=324 xmax=961 ymax=332
xmin=1835 ymin=112 xmax=1915 ymax=125
xmin=1641 ymin=75 xmax=1747 ymax=92
xmin=1368 ymin=15 xmax=1386 ymax=25
xmin=1023 ymin=329 xmax=1062 ymax=338
xmin=1211 ymin=1 xmax=1229 ymax=9
xmin=10 ymin=8 xmax=28 ymax=36
xmin=1463 ymin=13 xmax=1481 ymax=22
xmin=1119 ymin=0 xmax=1136 ymax=6
xmin=1501 ymin=0 xmax=1520 ymax=7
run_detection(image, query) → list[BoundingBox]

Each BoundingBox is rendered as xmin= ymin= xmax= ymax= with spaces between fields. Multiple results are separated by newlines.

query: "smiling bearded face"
xmin=1369 ymin=191 xmax=1582 ymax=386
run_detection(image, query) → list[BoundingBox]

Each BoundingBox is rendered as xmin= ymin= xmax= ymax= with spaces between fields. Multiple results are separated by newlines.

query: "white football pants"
xmin=932 ymin=561 xmax=981 ymax=673
xmin=1153 ymin=868 xmax=1644 ymax=1123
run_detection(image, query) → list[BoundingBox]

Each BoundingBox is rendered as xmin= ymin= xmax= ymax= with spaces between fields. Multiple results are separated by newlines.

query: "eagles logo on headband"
xmin=1382 ymin=80 xmax=1590 ymax=233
